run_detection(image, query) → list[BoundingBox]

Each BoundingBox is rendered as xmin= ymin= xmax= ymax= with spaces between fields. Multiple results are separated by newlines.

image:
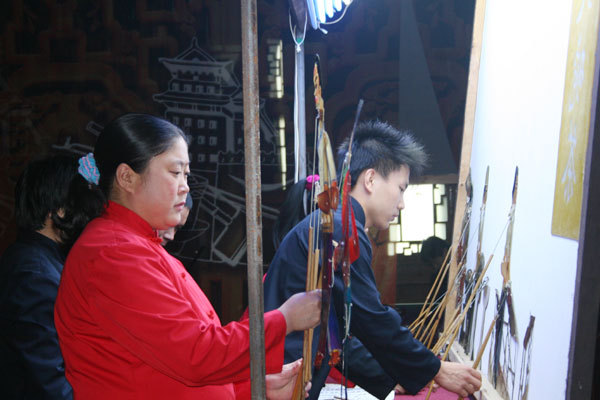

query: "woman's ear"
xmin=114 ymin=163 xmax=140 ymax=194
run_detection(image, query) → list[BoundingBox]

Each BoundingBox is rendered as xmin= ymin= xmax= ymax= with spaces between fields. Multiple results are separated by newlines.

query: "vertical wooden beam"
xmin=446 ymin=0 xmax=487 ymax=330
xmin=567 ymin=9 xmax=600 ymax=395
xmin=240 ymin=0 xmax=266 ymax=398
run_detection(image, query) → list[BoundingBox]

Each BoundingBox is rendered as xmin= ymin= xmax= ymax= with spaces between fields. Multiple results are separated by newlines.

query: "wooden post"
xmin=241 ymin=0 xmax=266 ymax=398
xmin=446 ymin=0 xmax=487 ymax=331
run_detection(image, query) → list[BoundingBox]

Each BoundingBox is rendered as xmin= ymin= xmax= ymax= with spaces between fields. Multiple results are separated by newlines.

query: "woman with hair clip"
xmin=54 ymin=113 xmax=321 ymax=400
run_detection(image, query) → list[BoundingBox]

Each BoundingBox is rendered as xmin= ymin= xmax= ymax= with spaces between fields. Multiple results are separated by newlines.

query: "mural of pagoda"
xmin=153 ymin=37 xmax=282 ymax=268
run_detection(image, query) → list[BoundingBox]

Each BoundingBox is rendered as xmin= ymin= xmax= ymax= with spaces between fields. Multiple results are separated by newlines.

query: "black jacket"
xmin=263 ymin=197 xmax=440 ymax=399
xmin=0 ymin=231 xmax=73 ymax=400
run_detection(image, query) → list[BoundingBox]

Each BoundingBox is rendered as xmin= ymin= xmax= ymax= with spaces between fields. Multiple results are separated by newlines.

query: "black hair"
xmin=420 ymin=236 xmax=450 ymax=266
xmin=14 ymin=155 xmax=78 ymax=233
xmin=272 ymin=178 xmax=311 ymax=249
xmin=60 ymin=113 xmax=188 ymax=249
xmin=336 ymin=120 xmax=429 ymax=187
xmin=94 ymin=113 xmax=188 ymax=197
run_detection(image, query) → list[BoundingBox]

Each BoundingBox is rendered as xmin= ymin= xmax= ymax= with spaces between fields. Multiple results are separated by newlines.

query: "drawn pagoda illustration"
xmin=153 ymin=37 xmax=282 ymax=267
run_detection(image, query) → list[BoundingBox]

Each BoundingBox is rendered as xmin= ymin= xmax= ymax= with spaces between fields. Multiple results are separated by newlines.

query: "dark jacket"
xmin=264 ymin=197 xmax=440 ymax=399
xmin=0 ymin=231 xmax=73 ymax=400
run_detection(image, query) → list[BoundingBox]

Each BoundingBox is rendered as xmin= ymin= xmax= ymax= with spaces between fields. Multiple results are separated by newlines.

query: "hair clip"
xmin=306 ymin=174 xmax=320 ymax=191
xmin=78 ymin=153 xmax=100 ymax=185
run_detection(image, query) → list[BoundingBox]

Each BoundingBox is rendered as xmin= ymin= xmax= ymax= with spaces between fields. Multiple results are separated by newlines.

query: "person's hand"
xmin=394 ymin=384 xmax=406 ymax=394
xmin=266 ymin=359 xmax=312 ymax=400
xmin=433 ymin=361 xmax=482 ymax=397
xmin=278 ymin=290 xmax=321 ymax=334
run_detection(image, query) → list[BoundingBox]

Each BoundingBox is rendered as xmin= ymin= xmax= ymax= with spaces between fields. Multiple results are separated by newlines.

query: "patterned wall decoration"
xmin=0 ymin=1 xmax=283 ymax=266
xmin=154 ymin=37 xmax=283 ymax=267
xmin=0 ymin=0 xmax=474 ymax=320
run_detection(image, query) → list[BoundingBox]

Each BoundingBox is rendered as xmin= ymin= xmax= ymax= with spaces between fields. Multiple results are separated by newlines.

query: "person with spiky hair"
xmin=264 ymin=120 xmax=482 ymax=399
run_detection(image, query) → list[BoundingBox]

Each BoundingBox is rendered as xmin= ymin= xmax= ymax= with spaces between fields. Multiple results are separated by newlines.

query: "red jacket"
xmin=55 ymin=201 xmax=285 ymax=399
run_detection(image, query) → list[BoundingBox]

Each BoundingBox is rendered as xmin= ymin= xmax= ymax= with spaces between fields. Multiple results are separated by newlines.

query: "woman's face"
xmin=133 ymin=136 xmax=190 ymax=230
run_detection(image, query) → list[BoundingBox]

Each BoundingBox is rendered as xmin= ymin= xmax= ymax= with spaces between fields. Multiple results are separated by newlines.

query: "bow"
xmin=469 ymin=166 xmax=490 ymax=354
xmin=292 ymin=56 xmax=340 ymax=400
xmin=334 ymin=99 xmax=363 ymax=394
xmin=312 ymin=55 xmax=341 ymax=369
xmin=492 ymin=166 xmax=519 ymax=387
xmin=456 ymin=171 xmax=473 ymax=305
xmin=461 ymin=166 xmax=490 ymax=355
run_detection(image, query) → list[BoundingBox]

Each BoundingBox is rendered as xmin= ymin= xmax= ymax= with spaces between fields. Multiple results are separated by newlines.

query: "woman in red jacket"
xmin=54 ymin=113 xmax=320 ymax=399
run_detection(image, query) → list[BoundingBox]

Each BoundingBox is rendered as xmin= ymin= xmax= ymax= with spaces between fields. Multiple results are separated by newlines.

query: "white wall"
xmin=465 ymin=1 xmax=579 ymax=399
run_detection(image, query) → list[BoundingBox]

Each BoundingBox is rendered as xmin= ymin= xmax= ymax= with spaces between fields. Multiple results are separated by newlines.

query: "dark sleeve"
xmin=264 ymin=222 xmax=313 ymax=364
xmin=7 ymin=269 xmax=73 ymax=400
xmin=339 ymin=337 xmax=396 ymax=399
xmin=331 ymin=233 xmax=440 ymax=395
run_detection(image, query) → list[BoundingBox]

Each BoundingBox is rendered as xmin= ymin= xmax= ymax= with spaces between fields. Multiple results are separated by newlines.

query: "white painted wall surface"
xmin=464 ymin=1 xmax=581 ymax=399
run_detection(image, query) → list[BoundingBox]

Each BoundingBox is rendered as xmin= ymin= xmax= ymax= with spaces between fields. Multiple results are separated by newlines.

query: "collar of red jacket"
xmin=103 ymin=201 xmax=163 ymax=244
